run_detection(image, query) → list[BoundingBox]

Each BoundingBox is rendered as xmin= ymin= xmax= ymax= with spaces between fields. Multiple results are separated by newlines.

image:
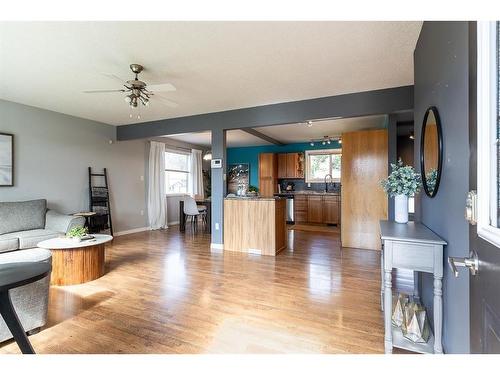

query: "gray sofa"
xmin=0 ymin=199 xmax=85 ymax=343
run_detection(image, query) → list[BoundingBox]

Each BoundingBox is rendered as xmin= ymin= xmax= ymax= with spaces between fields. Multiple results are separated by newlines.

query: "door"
xmin=466 ymin=21 xmax=500 ymax=353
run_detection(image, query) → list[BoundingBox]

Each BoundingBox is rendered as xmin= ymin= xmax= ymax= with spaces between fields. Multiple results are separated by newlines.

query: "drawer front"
xmin=323 ymin=195 xmax=339 ymax=202
xmin=295 ymin=196 xmax=307 ymax=210
xmin=389 ymin=241 xmax=435 ymax=272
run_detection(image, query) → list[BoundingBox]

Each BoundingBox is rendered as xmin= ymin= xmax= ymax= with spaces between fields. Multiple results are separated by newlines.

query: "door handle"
xmin=448 ymin=251 xmax=479 ymax=277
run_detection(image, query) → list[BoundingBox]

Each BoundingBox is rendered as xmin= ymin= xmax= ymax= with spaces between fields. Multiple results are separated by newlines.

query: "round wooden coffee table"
xmin=37 ymin=234 xmax=113 ymax=286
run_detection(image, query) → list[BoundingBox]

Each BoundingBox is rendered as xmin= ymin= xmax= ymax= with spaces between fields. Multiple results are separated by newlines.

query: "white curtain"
xmin=147 ymin=141 xmax=167 ymax=230
xmin=189 ymin=149 xmax=204 ymax=199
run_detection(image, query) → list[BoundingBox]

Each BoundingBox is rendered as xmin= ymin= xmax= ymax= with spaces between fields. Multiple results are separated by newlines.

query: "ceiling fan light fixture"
xmin=307 ymin=121 xmax=313 ymax=128
xmin=310 ymin=141 xmax=315 ymax=147
xmin=125 ymin=94 xmax=134 ymax=103
xmin=84 ymin=63 xmax=178 ymax=111
xmin=139 ymin=96 xmax=148 ymax=106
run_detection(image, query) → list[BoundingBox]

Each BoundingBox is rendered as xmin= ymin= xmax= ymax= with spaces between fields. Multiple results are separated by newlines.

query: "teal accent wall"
xmin=226 ymin=141 xmax=341 ymax=187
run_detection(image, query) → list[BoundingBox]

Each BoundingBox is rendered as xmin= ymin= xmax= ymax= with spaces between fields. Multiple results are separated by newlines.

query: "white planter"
xmin=394 ymin=194 xmax=409 ymax=224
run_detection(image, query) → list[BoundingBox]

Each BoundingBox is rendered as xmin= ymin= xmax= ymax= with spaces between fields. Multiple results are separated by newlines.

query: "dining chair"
xmin=183 ymin=196 xmax=207 ymax=230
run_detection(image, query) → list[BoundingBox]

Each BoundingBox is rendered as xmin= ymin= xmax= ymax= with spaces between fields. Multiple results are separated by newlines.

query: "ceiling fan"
xmin=83 ymin=64 xmax=178 ymax=108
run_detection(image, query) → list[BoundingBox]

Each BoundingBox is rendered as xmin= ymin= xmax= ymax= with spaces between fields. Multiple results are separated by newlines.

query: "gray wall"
xmin=0 ymin=99 xmax=148 ymax=234
xmin=414 ymin=21 xmax=470 ymax=353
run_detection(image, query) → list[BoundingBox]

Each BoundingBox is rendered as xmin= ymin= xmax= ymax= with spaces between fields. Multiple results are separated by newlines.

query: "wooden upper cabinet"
xmin=259 ymin=153 xmax=278 ymax=197
xmin=277 ymin=153 xmax=287 ymax=179
xmin=276 ymin=153 xmax=304 ymax=179
xmin=307 ymin=196 xmax=323 ymax=223
xmin=286 ymin=153 xmax=296 ymax=178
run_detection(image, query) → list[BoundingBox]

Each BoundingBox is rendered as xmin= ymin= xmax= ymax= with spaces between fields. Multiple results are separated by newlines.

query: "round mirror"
xmin=420 ymin=106 xmax=443 ymax=197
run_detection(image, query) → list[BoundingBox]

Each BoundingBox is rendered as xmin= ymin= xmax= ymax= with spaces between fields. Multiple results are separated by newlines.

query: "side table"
xmin=0 ymin=262 xmax=51 ymax=354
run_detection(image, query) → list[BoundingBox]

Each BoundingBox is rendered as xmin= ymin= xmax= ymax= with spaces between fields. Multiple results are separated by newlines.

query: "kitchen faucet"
xmin=324 ymin=174 xmax=333 ymax=193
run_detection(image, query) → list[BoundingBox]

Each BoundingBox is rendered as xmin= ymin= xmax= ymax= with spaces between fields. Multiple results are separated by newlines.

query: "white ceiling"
xmin=163 ymin=129 xmax=270 ymax=148
xmin=256 ymin=115 xmax=388 ymax=143
xmin=0 ymin=21 xmax=422 ymax=126
xmin=166 ymin=114 xmax=388 ymax=147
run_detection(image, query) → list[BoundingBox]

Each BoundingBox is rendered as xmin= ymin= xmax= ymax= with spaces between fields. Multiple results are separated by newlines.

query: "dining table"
xmin=179 ymin=198 xmax=211 ymax=233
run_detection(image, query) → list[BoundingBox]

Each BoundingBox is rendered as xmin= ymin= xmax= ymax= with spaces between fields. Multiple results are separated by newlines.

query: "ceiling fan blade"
xmin=147 ymin=83 xmax=176 ymax=92
xmin=154 ymin=95 xmax=179 ymax=108
xmin=102 ymin=73 xmax=127 ymax=84
xmin=83 ymin=89 xmax=126 ymax=93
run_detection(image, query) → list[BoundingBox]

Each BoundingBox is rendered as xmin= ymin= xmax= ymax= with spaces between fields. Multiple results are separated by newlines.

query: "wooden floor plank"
xmin=0 ymin=226 xmax=400 ymax=354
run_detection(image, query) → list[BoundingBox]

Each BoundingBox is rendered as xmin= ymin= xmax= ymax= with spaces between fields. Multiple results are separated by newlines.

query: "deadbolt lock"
xmin=465 ymin=190 xmax=478 ymax=225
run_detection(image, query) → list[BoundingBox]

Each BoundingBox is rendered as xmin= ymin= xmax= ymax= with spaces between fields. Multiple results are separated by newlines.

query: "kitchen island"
xmin=223 ymin=197 xmax=287 ymax=256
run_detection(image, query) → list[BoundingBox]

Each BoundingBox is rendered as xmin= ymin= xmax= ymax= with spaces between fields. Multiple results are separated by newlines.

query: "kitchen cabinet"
xmin=293 ymin=194 xmax=341 ymax=225
xmin=341 ymin=129 xmax=387 ymax=250
xmin=307 ymin=196 xmax=323 ymax=223
xmin=294 ymin=195 xmax=308 ymax=223
xmin=323 ymin=195 xmax=340 ymax=225
xmin=224 ymin=198 xmax=286 ymax=256
xmin=259 ymin=153 xmax=278 ymax=198
xmin=277 ymin=153 xmax=304 ymax=179
xmin=277 ymin=153 xmax=287 ymax=178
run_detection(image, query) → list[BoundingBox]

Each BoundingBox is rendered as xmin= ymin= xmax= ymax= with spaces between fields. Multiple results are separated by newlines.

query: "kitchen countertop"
xmin=275 ymin=191 xmax=341 ymax=196
xmin=225 ymin=196 xmax=284 ymax=201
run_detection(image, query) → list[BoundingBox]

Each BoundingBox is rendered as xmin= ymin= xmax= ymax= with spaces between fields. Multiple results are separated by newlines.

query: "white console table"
xmin=380 ymin=220 xmax=446 ymax=354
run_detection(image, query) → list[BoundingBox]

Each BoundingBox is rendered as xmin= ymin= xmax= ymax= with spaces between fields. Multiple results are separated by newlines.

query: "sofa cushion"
xmin=0 ymin=235 xmax=19 ymax=253
xmin=5 ymin=229 xmax=60 ymax=250
xmin=0 ymin=199 xmax=47 ymax=235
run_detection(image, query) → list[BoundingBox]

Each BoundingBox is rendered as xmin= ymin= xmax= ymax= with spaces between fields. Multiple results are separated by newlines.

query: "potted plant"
xmin=67 ymin=226 xmax=89 ymax=242
xmin=247 ymin=185 xmax=259 ymax=197
xmin=381 ymin=159 xmax=421 ymax=223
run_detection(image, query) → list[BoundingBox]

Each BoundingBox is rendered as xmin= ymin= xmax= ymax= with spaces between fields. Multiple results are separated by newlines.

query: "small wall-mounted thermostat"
xmin=211 ymin=159 xmax=223 ymax=169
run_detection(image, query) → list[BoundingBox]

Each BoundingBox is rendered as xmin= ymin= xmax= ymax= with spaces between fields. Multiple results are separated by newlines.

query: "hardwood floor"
xmin=1 ymin=227 xmax=391 ymax=354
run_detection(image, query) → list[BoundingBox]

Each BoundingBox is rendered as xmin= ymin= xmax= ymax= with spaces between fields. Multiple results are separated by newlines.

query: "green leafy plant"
xmin=381 ymin=159 xmax=421 ymax=197
xmin=425 ymin=168 xmax=438 ymax=193
xmin=67 ymin=226 xmax=88 ymax=239
xmin=248 ymin=185 xmax=259 ymax=193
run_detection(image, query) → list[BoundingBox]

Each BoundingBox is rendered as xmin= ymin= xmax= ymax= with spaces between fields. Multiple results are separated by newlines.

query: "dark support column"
xmin=387 ymin=114 xmax=398 ymax=221
xmin=210 ymin=129 xmax=227 ymax=248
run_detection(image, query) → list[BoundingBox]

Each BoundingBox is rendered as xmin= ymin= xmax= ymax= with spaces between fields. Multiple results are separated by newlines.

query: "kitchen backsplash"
xmin=279 ymin=179 xmax=341 ymax=193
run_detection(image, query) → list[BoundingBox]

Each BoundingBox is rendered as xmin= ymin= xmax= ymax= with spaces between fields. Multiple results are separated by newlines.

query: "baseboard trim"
xmin=168 ymin=221 xmax=180 ymax=226
xmin=247 ymin=248 xmax=262 ymax=255
xmin=210 ymin=243 xmax=224 ymax=253
xmin=114 ymin=227 xmax=150 ymax=237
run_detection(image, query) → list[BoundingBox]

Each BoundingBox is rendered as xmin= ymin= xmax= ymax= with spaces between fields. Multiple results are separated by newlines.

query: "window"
xmin=305 ymin=149 xmax=341 ymax=183
xmin=477 ymin=21 xmax=500 ymax=246
xmin=165 ymin=150 xmax=190 ymax=195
